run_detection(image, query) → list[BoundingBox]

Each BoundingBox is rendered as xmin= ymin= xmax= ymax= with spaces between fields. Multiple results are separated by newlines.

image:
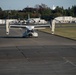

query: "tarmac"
xmin=0 ymin=25 xmax=76 ymax=75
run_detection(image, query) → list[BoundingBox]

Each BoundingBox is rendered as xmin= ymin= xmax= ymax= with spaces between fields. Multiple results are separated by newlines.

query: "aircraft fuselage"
xmin=22 ymin=29 xmax=38 ymax=37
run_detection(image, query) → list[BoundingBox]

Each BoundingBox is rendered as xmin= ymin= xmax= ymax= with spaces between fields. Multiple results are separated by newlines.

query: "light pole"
xmin=8 ymin=10 xmax=11 ymax=19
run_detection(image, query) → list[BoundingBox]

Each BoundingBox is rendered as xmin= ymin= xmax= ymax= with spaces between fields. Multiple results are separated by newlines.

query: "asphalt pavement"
xmin=0 ymin=25 xmax=76 ymax=75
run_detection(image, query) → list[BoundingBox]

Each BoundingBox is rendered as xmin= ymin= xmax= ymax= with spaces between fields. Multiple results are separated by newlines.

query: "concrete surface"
xmin=0 ymin=25 xmax=76 ymax=75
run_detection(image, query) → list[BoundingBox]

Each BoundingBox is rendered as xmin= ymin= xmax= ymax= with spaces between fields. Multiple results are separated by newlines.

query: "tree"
xmin=71 ymin=5 xmax=76 ymax=17
xmin=0 ymin=7 xmax=2 ymax=11
xmin=55 ymin=6 xmax=64 ymax=15
xmin=0 ymin=4 xmax=76 ymax=20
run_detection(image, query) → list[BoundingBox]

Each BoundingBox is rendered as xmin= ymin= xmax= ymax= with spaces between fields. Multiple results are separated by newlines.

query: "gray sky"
xmin=0 ymin=0 xmax=76 ymax=10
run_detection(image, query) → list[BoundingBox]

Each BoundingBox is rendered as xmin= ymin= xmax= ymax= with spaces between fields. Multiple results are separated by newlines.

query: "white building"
xmin=55 ymin=16 xmax=75 ymax=23
xmin=0 ymin=19 xmax=6 ymax=24
xmin=72 ymin=17 xmax=76 ymax=23
xmin=0 ymin=19 xmax=17 ymax=24
xmin=27 ymin=18 xmax=47 ymax=24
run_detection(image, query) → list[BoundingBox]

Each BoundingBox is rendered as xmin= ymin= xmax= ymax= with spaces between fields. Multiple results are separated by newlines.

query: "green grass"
xmin=39 ymin=23 xmax=76 ymax=40
xmin=55 ymin=27 xmax=76 ymax=40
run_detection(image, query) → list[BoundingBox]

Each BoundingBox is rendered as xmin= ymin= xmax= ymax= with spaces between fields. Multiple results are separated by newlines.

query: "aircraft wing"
xmin=33 ymin=24 xmax=51 ymax=29
xmin=6 ymin=22 xmax=51 ymax=35
xmin=10 ymin=24 xmax=51 ymax=29
xmin=10 ymin=25 xmax=27 ymax=28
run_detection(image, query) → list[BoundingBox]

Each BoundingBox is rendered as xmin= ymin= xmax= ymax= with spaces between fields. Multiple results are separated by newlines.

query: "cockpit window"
xmin=27 ymin=29 xmax=34 ymax=32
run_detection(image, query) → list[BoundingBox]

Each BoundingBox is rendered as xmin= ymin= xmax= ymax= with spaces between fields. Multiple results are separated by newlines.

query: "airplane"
xmin=6 ymin=20 xmax=51 ymax=38
xmin=6 ymin=14 xmax=57 ymax=37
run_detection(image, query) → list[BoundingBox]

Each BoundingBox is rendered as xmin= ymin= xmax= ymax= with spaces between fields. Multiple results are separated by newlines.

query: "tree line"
xmin=0 ymin=4 xmax=76 ymax=21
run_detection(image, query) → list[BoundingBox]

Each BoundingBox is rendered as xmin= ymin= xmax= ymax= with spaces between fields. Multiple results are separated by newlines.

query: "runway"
xmin=0 ymin=25 xmax=76 ymax=75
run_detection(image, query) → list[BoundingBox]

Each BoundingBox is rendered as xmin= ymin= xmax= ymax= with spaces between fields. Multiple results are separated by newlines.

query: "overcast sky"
xmin=0 ymin=0 xmax=76 ymax=10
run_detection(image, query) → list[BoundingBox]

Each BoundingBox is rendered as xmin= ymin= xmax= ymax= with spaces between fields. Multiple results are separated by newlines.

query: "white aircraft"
xmin=6 ymin=14 xmax=57 ymax=38
xmin=6 ymin=20 xmax=51 ymax=37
